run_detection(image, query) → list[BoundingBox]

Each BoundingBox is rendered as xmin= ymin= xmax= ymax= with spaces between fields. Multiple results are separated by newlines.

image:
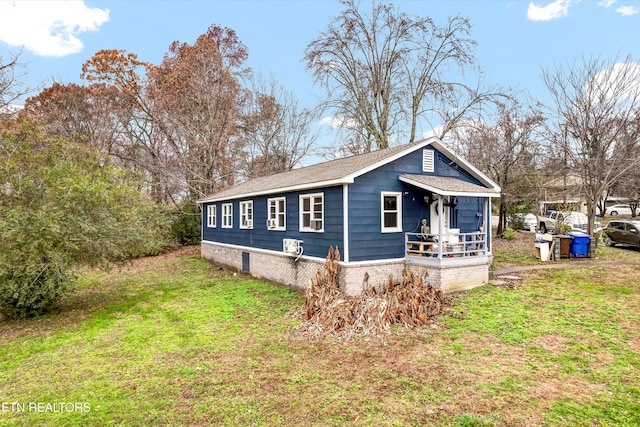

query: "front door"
xmin=430 ymin=196 xmax=449 ymax=236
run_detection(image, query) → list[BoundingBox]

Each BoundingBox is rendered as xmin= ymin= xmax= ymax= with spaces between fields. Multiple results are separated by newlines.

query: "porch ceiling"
xmin=399 ymin=174 xmax=500 ymax=198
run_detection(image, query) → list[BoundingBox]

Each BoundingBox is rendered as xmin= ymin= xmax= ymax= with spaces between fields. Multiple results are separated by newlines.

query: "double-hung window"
xmin=267 ymin=197 xmax=286 ymax=230
xmin=207 ymin=205 xmax=216 ymax=228
xmin=222 ymin=203 xmax=233 ymax=228
xmin=300 ymin=193 xmax=323 ymax=232
xmin=240 ymin=201 xmax=253 ymax=229
xmin=381 ymin=192 xmax=402 ymax=233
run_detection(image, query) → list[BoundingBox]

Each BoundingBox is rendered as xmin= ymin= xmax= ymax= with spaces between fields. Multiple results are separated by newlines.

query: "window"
xmin=207 ymin=205 xmax=216 ymax=228
xmin=300 ymin=193 xmax=324 ymax=232
xmin=422 ymin=149 xmax=434 ymax=172
xmin=381 ymin=192 xmax=402 ymax=233
xmin=267 ymin=197 xmax=286 ymax=230
xmin=240 ymin=201 xmax=253 ymax=229
xmin=222 ymin=203 xmax=232 ymax=228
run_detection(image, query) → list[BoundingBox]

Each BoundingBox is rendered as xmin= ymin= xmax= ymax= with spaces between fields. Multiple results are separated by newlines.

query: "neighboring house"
xmin=541 ymin=173 xmax=630 ymax=215
xmin=197 ymin=137 xmax=501 ymax=295
xmin=541 ymin=172 xmax=585 ymax=214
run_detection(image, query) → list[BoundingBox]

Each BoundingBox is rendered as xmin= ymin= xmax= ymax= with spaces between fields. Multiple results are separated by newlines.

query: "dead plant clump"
xmin=298 ymin=247 xmax=451 ymax=340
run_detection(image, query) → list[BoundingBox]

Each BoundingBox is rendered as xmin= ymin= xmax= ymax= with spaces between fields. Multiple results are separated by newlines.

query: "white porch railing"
xmin=405 ymin=232 xmax=486 ymax=259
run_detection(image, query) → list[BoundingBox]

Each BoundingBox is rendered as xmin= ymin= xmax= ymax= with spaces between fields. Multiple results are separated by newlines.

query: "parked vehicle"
xmin=605 ymin=204 xmax=640 ymax=216
xmin=508 ymin=213 xmax=537 ymax=230
xmin=603 ymin=220 xmax=640 ymax=248
xmin=538 ymin=211 xmax=602 ymax=234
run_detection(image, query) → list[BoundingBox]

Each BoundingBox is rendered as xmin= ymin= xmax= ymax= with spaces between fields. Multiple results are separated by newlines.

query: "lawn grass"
xmin=1 ymin=246 xmax=639 ymax=426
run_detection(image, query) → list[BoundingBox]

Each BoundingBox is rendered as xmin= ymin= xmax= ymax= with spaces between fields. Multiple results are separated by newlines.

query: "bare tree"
xmin=607 ymin=125 xmax=640 ymax=217
xmin=239 ymin=75 xmax=319 ymax=178
xmin=304 ymin=0 xmax=499 ymax=153
xmin=81 ymin=49 xmax=171 ymax=203
xmin=147 ymin=25 xmax=249 ymax=200
xmin=456 ymin=97 xmax=545 ymax=235
xmin=1 ymin=51 xmax=29 ymax=120
xmin=542 ymin=54 xmax=640 ymax=235
xmin=23 ymin=82 xmax=122 ymax=155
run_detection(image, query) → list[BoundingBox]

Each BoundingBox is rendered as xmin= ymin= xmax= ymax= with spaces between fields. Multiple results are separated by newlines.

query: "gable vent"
xmin=422 ymin=149 xmax=434 ymax=172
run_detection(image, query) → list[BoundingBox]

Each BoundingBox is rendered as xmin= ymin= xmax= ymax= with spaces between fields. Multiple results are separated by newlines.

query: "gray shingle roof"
xmin=399 ymin=175 xmax=500 ymax=197
xmin=197 ymin=136 xmax=500 ymax=203
xmin=198 ymin=139 xmax=430 ymax=202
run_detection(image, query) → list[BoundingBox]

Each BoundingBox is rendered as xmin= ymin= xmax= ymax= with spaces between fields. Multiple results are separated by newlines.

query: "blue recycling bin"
xmin=568 ymin=231 xmax=590 ymax=258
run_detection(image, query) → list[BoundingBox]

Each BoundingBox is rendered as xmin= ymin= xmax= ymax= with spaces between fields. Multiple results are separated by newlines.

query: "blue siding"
xmin=450 ymin=196 xmax=487 ymax=232
xmin=348 ymin=147 xmax=487 ymax=262
xmin=202 ymin=186 xmax=344 ymax=259
xmin=202 ymin=144 xmax=491 ymax=263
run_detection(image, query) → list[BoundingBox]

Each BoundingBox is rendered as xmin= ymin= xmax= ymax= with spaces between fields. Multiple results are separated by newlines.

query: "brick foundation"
xmin=201 ymin=241 xmax=489 ymax=295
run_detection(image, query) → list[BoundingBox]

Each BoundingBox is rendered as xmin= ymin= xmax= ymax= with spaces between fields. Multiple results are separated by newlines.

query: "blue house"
xmin=197 ymin=137 xmax=501 ymax=295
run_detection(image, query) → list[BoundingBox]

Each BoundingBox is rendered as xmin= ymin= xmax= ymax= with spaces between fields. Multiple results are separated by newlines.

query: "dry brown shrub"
xmin=298 ymin=247 xmax=451 ymax=340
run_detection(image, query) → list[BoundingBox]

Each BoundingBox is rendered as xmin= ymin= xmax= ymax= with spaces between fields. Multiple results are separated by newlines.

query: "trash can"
xmin=535 ymin=241 xmax=550 ymax=261
xmin=568 ymin=231 xmax=590 ymax=258
xmin=555 ymin=235 xmax=572 ymax=259
xmin=534 ymin=233 xmax=553 ymax=261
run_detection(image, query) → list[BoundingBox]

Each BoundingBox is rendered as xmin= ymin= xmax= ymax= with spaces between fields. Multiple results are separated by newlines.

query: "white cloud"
xmin=319 ymin=116 xmax=358 ymax=129
xmin=590 ymin=62 xmax=640 ymax=108
xmin=0 ymin=1 xmax=109 ymax=57
xmin=598 ymin=0 xmax=616 ymax=7
xmin=527 ymin=0 xmax=572 ymax=21
xmin=616 ymin=5 xmax=638 ymax=15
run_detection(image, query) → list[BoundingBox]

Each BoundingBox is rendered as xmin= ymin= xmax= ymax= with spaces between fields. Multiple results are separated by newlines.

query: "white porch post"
xmin=438 ymin=195 xmax=444 ymax=249
xmin=486 ymin=197 xmax=492 ymax=254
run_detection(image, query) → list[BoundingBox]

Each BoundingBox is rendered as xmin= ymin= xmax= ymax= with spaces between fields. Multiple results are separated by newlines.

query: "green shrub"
xmin=168 ymin=200 xmax=201 ymax=246
xmin=0 ymin=257 xmax=72 ymax=320
xmin=501 ymin=227 xmax=517 ymax=240
xmin=510 ymin=216 xmax=526 ymax=230
xmin=0 ymin=122 xmax=172 ymax=319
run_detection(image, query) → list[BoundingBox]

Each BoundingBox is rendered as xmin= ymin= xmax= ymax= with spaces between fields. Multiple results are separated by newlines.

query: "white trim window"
xmin=300 ymin=193 xmax=324 ymax=232
xmin=267 ymin=197 xmax=286 ymax=230
xmin=207 ymin=204 xmax=217 ymax=228
xmin=239 ymin=201 xmax=253 ymax=229
xmin=381 ymin=192 xmax=402 ymax=233
xmin=222 ymin=203 xmax=233 ymax=228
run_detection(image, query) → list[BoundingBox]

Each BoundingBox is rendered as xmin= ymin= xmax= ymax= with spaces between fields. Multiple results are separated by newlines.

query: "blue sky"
xmin=1 ymin=0 xmax=639 ymax=145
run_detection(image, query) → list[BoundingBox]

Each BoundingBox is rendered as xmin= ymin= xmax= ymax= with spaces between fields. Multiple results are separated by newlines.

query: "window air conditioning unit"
xmin=312 ymin=220 xmax=322 ymax=230
xmin=283 ymin=238 xmax=302 ymax=254
xmin=267 ymin=219 xmax=277 ymax=228
xmin=246 ymin=220 xmax=252 ymax=228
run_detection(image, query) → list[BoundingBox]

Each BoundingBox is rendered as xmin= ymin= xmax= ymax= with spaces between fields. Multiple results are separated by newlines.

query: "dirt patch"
xmin=534 ymin=334 xmax=568 ymax=355
xmin=528 ymin=377 xmax=603 ymax=402
xmin=493 ymin=230 xmax=535 ymax=256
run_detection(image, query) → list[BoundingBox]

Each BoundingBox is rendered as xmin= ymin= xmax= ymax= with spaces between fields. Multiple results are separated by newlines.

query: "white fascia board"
xmin=342 ymin=137 xmax=437 ymax=182
xmin=428 ymin=139 xmax=501 ymax=192
xmin=196 ymin=177 xmax=353 ymax=203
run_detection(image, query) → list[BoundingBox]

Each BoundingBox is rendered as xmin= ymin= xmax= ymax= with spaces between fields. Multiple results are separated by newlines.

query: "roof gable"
xmin=197 ymin=136 xmax=499 ymax=203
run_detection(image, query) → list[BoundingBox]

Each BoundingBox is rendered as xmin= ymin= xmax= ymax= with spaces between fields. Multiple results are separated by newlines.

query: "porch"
xmin=405 ymin=231 xmax=487 ymax=263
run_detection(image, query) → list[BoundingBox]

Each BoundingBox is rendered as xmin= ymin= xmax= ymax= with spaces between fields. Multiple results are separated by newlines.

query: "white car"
xmin=509 ymin=213 xmax=537 ymax=230
xmin=605 ymin=204 xmax=640 ymax=216
xmin=538 ymin=211 xmax=602 ymax=234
